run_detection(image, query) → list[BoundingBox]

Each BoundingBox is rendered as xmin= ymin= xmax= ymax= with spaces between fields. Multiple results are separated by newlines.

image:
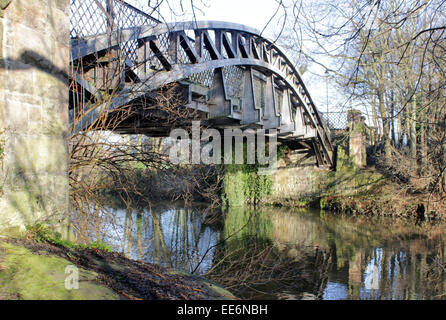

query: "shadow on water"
xmin=73 ymin=198 xmax=446 ymax=300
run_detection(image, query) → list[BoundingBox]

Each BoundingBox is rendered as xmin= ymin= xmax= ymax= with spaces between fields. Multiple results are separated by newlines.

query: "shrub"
xmin=88 ymin=240 xmax=112 ymax=253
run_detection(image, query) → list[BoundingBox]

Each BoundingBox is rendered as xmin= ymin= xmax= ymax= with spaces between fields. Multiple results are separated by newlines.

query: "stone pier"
xmin=348 ymin=110 xmax=367 ymax=168
xmin=265 ymin=110 xmax=370 ymax=206
xmin=0 ymin=0 xmax=70 ymax=232
xmin=265 ymin=150 xmax=329 ymax=206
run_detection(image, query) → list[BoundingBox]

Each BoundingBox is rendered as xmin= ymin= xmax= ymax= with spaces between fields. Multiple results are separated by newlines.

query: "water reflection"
xmin=74 ymin=202 xmax=446 ymax=300
xmin=268 ymin=210 xmax=445 ymax=300
xmin=94 ymin=203 xmax=219 ymax=274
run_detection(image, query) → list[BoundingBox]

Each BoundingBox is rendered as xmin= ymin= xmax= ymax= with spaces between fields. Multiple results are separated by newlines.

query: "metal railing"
xmin=320 ymin=112 xmax=349 ymax=130
xmin=321 ymin=111 xmax=382 ymax=146
xmin=70 ymin=0 xmax=160 ymax=39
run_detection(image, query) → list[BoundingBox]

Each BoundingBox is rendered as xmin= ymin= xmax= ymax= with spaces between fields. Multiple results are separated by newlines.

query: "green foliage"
xmin=26 ymin=223 xmax=78 ymax=249
xmin=222 ymin=163 xmax=273 ymax=207
xmin=87 ymin=240 xmax=112 ymax=253
xmin=221 ymin=141 xmax=280 ymax=207
xmin=26 ymin=223 xmax=57 ymax=243
xmin=320 ymin=197 xmax=329 ymax=210
xmin=222 ymin=165 xmax=246 ymax=207
xmin=25 ymin=223 xmax=111 ymax=252
xmin=130 ymin=160 xmax=146 ymax=171
xmin=335 ymin=144 xmax=357 ymax=172
xmin=277 ymin=144 xmax=290 ymax=161
xmin=242 ymin=168 xmax=273 ymax=204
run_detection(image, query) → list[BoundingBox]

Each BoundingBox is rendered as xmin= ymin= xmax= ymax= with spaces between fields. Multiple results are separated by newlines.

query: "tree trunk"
xmin=391 ymin=100 xmax=396 ymax=147
xmin=417 ymin=97 xmax=427 ymax=175
xmin=409 ymin=97 xmax=417 ymax=160
xmin=377 ymin=88 xmax=391 ymax=160
xmin=371 ymin=94 xmax=379 ymax=145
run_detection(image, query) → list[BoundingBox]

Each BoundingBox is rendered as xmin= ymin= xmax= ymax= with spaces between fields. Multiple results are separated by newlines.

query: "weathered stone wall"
xmin=265 ymin=151 xmax=329 ymax=206
xmin=0 ymin=0 xmax=70 ymax=232
xmin=266 ymin=114 xmax=372 ymax=206
xmin=349 ymin=130 xmax=367 ymax=168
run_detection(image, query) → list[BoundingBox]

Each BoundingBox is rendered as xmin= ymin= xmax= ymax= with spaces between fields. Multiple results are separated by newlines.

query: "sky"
xmin=126 ymin=0 xmax=281 ymax=32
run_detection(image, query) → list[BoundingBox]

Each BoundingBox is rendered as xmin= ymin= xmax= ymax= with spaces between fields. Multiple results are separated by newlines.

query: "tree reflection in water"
xmin=72 ymin=200 xmax=446 ymax=300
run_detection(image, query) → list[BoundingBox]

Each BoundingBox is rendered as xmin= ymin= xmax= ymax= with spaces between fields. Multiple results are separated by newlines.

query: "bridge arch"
xmin=70 ymin=5 xmax=333 ymax=166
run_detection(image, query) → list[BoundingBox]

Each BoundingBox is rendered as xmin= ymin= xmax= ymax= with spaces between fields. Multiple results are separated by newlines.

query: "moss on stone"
xmin=222 ymin=164 xmax=273 ymax=207
xmin=0 ymin=242 xmax=120 ymax=300
xmin=222 ymin=165 xmax=246 ymax=207
xmin=0 ymin=227 xmax=22 ymax=238
xmin=318 ymin=145 xmax=387 ymax=211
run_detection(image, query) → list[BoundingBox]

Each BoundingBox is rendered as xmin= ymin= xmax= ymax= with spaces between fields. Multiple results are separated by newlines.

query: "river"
xmin=76 ymin=202 xmax=446 ymax=300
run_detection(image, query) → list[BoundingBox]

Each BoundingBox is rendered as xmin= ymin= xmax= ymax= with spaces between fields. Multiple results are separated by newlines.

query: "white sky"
xmin=193 ymin=0 xmax=279 ymax=31
xmin=127 ymin=0 xmax=280 ymax=32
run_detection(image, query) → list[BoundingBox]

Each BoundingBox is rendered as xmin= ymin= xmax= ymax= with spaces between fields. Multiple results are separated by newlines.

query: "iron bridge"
xmin=69 ymin=0 xmax=333 ymax=166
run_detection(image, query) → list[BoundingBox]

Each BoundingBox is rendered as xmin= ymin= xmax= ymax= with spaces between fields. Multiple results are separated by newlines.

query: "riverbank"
xmin=264 ymin=144 xmax=446 ymax=222
xmin=0 ymin=232 xmax=236 ymax=300
xmin=268 ymin=167 xmax=445 ymax=222
xmin=318 ymin=173 xmax=445 ymax=221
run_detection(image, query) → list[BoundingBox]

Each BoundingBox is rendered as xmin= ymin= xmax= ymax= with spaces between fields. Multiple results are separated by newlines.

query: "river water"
xmin=83 ymin=202 xmax=446 ymax=300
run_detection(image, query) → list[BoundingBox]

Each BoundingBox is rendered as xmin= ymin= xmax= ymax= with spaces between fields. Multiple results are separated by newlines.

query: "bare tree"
xmin=272 ymin=0 xmax=445 ymax=200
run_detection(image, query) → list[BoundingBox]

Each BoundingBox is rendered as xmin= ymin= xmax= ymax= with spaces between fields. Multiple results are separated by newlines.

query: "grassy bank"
xmin=319 ymin=146 xmax=445 ymax=221
xmin=0 ymin=227 xmax=236 ymax=300
xmin=0 ymin=240 xmax=119 ymax=300
xmin=263 ymin=144 xmax=445 ymax=221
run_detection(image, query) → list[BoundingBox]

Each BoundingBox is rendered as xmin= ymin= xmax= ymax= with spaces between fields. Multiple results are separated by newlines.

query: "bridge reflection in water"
xmin=74 ymin=201 xmax=446 ymax=300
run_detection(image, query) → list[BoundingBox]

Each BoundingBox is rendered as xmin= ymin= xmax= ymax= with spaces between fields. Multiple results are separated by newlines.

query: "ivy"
xmin=222 ymin=163 xmax=273 ymax=208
